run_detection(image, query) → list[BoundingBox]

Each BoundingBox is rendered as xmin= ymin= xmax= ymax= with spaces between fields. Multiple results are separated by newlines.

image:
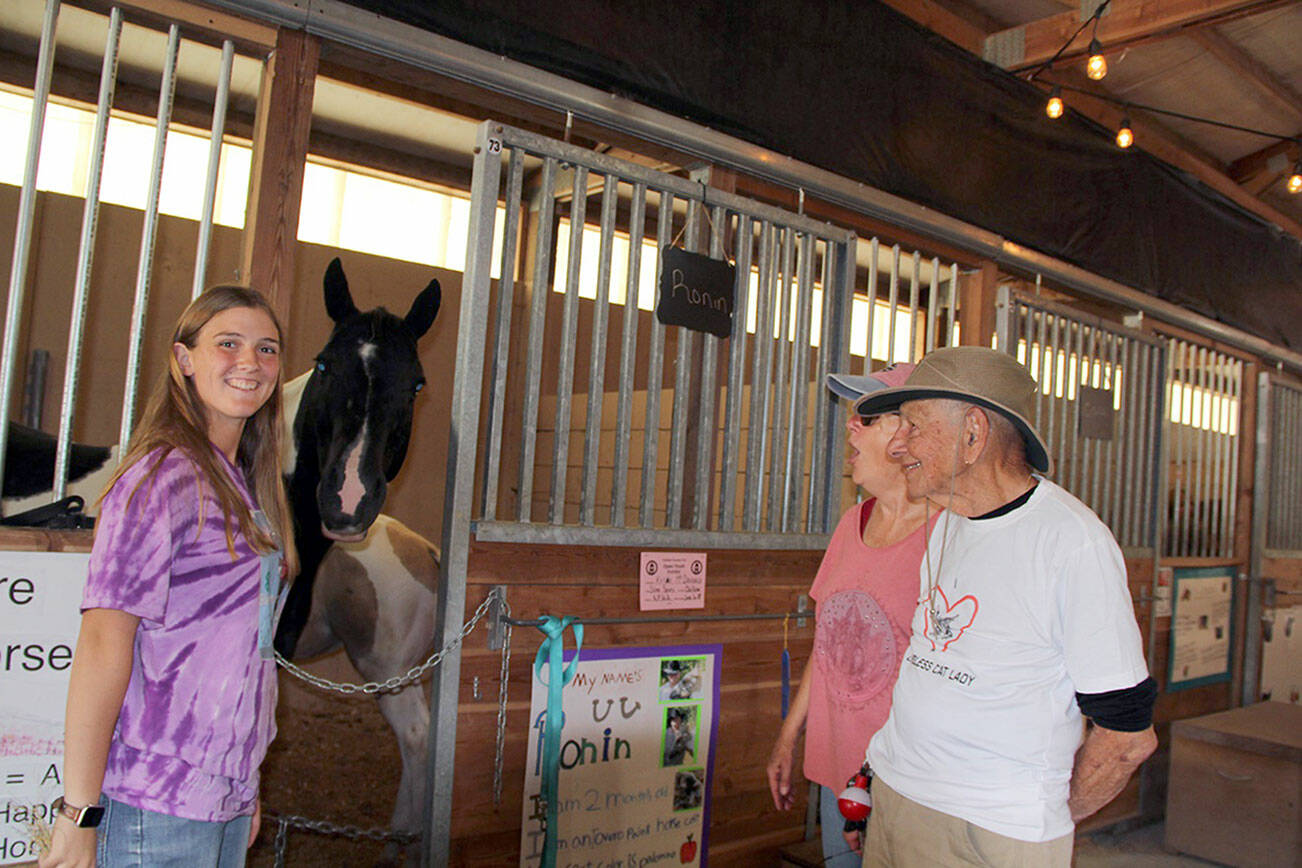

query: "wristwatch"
xmin=51 ymin=796 xmax=105 ymax=828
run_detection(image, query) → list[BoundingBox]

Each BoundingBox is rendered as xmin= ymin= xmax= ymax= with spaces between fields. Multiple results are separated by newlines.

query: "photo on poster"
xmin=659 ymin=656 xmax=705 ymax=702
xmin=661 ymin=705 xmax=699 ymax=767
xmin=673 ymin=768 xmax=705 ymax=811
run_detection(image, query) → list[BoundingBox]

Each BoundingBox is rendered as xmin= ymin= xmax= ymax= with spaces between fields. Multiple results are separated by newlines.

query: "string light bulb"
xmin=1288 ymin=162 xmax=1302 ymax=194
xmin=1046 ymin=87 xmax=1064 ymax=119
xmin=1086 ymin=39 xmax=1108 ymax=80
xmin=1116 ymin=114 xmax=1133 ymax=149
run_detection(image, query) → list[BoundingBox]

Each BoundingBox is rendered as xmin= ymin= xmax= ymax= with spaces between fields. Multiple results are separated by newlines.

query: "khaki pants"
xmin=862 ymin=777 xmax=1073 ymax=868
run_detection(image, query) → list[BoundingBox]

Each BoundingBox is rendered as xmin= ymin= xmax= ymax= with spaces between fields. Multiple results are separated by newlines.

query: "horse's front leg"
xmin=375 ymin=686 xmax=428 ymax=866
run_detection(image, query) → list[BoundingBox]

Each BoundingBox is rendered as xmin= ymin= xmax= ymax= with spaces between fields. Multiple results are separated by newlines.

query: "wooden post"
xmin=240 ymin=27 xmax=319 ymax=327
xmin=957 ymin=259 xmax=998 ymax=347
xmin=1231 ymin=359 xmax=1259 ymax=705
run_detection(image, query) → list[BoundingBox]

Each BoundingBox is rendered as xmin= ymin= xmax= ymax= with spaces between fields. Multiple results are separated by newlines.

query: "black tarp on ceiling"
xmin=341 ymin=0 xmax=1302 ymax=349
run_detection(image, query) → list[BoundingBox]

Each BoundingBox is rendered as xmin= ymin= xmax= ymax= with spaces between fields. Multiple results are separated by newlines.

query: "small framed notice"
xmin=640 ymin=552 xmax=707 ymax=611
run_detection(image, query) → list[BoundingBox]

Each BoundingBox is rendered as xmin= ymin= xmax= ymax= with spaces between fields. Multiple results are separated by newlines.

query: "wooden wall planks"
xmin=449 ymin=539 xmax=821 ymax=863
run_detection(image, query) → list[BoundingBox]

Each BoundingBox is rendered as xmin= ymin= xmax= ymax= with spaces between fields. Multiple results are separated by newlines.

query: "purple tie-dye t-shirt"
xmin=81 ymin=447 xmax=278 ymax=822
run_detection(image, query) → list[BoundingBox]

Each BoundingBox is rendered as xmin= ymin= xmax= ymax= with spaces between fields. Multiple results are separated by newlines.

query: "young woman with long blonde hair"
xmin=42 ymin=286 xmax=297 ymax=868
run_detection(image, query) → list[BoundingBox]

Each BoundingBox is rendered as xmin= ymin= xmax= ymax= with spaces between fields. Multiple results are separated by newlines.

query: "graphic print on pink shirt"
xmin=815 ymin=590 xmax=898 ymax=709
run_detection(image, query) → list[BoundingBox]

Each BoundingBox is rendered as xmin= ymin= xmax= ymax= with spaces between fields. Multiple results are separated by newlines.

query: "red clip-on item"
xmin=836 ymin=763 xmax=873 ymax=834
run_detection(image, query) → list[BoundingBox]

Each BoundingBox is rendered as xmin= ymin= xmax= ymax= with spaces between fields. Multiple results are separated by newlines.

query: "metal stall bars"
xmin=468 ymin=124 xmax=859 ymax=546
xmin=1243 ymin=374 xmax=1302 ymax=704
xmin=996 ymin=286 xmax=1168 ymax=551
xmin=1264 ymin=378 xmax=1302 ymax=553
xmin=0 ymin=0 xmax=260 ymax=507
xmin=428 ymin=120 xmax=858 ymax=864
xmin=1163 ymin=338 xmax=1243 ymax=559
xmin=850 ymin=238 xmax=960 ymax=369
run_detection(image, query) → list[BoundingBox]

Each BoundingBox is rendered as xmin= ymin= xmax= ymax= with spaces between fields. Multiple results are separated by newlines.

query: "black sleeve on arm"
xmin=1075 ymin=676 xmax=1158 ymax=732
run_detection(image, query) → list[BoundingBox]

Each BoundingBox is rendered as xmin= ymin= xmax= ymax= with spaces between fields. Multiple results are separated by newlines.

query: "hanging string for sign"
xmin=666 ymin=188 xmax=733 ymax=263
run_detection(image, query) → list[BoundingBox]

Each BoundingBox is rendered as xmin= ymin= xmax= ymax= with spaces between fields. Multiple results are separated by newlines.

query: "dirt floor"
xmin=250 ymin=654 xmax=416 ymax=867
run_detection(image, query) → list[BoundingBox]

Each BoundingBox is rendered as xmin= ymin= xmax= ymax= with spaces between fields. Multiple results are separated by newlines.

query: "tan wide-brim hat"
xmin=854 ymin=346 xmax=1052 ymax=474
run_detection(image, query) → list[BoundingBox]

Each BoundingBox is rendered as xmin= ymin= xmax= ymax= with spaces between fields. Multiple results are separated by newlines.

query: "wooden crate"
xmin=1165 ymin=702 xmax=1302 ymax=867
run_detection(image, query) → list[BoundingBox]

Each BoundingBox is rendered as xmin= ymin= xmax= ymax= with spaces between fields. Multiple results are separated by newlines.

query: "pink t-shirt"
xmin=802 ymin=500 xmax=935 ymax=790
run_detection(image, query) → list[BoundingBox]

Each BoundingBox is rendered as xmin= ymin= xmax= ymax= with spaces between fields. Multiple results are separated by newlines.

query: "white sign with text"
xmin=0 ymin=551 xmax=89 ymax=865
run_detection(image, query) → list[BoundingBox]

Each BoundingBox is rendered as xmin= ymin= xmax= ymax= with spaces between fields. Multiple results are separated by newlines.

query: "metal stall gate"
xmin=1244 ymin=374 xmax=1302 ymax=704
xmin=996 ymin=287 xmax=1167 ymax=552
xmin=1 ymin=0 xmax=267 ymax=505
xmin=429 ymin=120 xmax=967 ymax=862
xmin=1162 ymin=337 xmax=1244 ymax=559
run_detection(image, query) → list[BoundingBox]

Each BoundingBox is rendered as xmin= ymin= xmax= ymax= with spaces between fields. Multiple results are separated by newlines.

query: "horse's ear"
xmin=323 ymin=257 xmax=359 ymax=323
xmin=404 ymin=278 xmax=441 ymax=338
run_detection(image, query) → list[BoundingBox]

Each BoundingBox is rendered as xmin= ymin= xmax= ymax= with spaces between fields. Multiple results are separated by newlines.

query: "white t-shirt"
xmin=867 ymin=479 xmax=1149 ymax=843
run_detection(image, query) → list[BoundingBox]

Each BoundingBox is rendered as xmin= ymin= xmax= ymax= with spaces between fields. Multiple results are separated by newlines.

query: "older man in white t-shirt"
xmin=854 ymin=347 xmax=1157 ymax=867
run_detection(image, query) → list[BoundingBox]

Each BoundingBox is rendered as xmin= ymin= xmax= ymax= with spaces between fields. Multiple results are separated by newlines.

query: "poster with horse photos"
xmin=520 ymin=645 xmax=721 ymax=867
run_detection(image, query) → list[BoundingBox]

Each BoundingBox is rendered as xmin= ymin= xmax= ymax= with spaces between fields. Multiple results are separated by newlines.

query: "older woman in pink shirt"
xmin=766 ymin=364 xmax=935 ymax=866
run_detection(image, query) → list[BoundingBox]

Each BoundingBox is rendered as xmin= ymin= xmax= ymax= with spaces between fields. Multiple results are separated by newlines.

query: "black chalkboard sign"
xmin=656 ymin=247 xmax=736 ymax=338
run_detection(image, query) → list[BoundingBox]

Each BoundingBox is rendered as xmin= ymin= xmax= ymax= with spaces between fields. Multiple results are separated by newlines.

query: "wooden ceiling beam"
xmin=1228 ymin=138 xmax=1301 ymax=194
xmin=987 ymin=0 xmax=1281 ymax=72
xmin=912 ymin=0 xmax=1011 ymax=34
xmin=1229 ymin=138 xmax=1300 ymax=181
xmin=876 ymin=0 xmax=988 ymax=55
xmin=1187 ymin=27 xmax=1302 ymax=128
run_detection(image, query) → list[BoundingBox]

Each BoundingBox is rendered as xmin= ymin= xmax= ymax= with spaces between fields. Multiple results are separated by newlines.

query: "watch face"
xmin=77 ymin=804 xmax=105 ymax=828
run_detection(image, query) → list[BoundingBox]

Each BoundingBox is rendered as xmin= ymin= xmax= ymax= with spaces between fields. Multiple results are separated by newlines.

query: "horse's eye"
xmin=315 ymin=360 xmax=327 ymax=373
xmin=414 ymin=380 xmax=424 ymax=393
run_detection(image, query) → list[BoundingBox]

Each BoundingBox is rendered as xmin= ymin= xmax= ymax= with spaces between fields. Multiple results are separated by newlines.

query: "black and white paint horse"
xmin=276 ymin=258 xmax=442 ymax=858
xmin=3 ymin=258 xmax=443 ymax=860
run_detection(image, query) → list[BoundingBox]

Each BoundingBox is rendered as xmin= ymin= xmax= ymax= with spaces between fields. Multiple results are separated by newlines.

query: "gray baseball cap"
xmin=826 ymin=363 xmax=915 ymax=403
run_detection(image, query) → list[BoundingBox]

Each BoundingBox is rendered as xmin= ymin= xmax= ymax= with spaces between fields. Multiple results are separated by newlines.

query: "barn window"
xmin=0 ymin=86 xmax=506 ymax=276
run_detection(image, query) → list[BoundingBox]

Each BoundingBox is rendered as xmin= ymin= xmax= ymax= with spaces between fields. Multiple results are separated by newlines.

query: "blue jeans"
xmin=819 ymin=783 xmax=861 ymax=868
xmin=96 ymin=796 xmax=252 ymax=868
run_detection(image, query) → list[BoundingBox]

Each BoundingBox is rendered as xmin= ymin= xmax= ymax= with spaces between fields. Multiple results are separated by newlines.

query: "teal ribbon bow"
xmin=533 ymin=615 xmax=583 ymax=868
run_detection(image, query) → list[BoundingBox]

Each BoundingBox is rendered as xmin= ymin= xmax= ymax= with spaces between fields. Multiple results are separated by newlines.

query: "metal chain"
xmin=266 ymin=590 xmax=505 ymax=863
xmin=492 ymin=595 xmax=513 ymax=805
xmin=273 ymin=817 xmax=288 ymax=868
xmin=269 ymin=811 xmax=417 ymax=866
xmin=274 ymin=590 xmax=499 ymax=695
xmin=269 ymin=812 xmax=418 ymax=844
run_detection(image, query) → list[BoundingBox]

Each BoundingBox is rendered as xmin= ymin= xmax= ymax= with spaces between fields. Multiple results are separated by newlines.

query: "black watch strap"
xmin=52 ymin=796 xmax=105 ymax=828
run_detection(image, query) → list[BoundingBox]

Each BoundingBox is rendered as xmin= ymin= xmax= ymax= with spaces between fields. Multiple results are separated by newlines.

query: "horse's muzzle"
xmin=321 ymin=523 xmax=368 ymax=543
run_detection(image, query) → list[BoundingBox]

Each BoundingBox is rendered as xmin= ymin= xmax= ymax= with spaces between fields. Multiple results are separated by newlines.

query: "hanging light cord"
xmin=1025 ymin=0 xmax=1112 ymax=82
xmin=1039 ymin=81 xmax=1300 ymax=142
xmin=1025 ymin=0 xmax=1297 ymax=154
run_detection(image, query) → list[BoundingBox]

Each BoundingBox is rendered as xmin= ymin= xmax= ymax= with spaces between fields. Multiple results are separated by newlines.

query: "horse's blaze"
xmin=336 ymin=423 xmax=369 ymax=517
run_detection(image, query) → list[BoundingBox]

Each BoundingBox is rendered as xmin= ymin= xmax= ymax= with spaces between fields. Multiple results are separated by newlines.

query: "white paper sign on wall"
xmin=0 ymin=551 xmax=90 ymax=865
